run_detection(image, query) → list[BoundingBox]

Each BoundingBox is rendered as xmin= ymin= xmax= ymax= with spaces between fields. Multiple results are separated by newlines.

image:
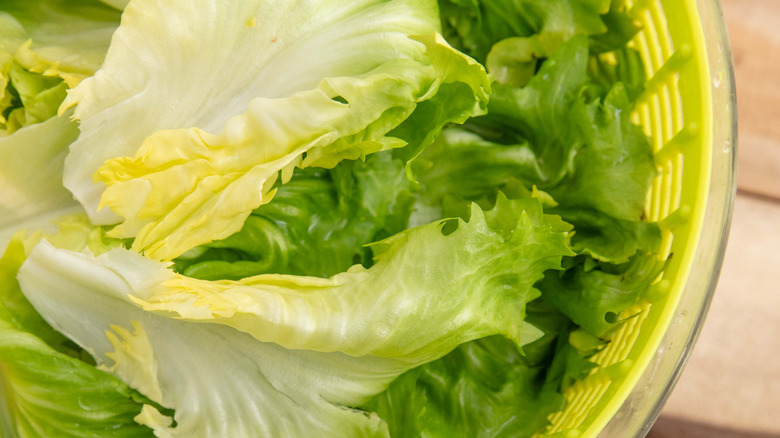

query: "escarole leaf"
xmin=545 ymin=82 xmax=655 ymax=222
xmin=19 ymin=240 xmax=396 ymax=438
xmin=361 ymin=275 xmax=601 ymax=438
xmin=0 ymin=234 xmax=153 ymax=438
xmin=361 ymin=336 xmax=566 ymax=438
xmin=0 ymin=320 xmax=155 ymax=438
xmin=132 ymin=198 xmax=571 ymax=360
xmin=0 ymin=0 xmax=120 ymax=135
xmin=539 ymin=253 xmax=667 ymax=337
xmin=439 ymin=0 xmax=611 ymax=64
xmin=417 ymin=36 xmax=658 ymax=262
xmin=174 ymin=151 xmax=416 ymax=280
xmin=0 ymin=0 xmax=120 ymax=86
xmin=98 ymin=0 xmax=129 ymax=11
xmin=0 ymin=114 xmax=83 ymax=251
xmin=438 ymin=0 xmax=640 ymax=89
xmin=62 ymin=0 xmax=489 ymax=261
xmin=17 ymin=197 xmax=570 ymax=437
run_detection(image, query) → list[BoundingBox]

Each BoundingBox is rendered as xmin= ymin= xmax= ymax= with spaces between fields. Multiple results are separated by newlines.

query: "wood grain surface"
xmin=649 ymin=1 xmax=780 ymax=436
xmin=721 ymin=0 xmax=780 ymax=198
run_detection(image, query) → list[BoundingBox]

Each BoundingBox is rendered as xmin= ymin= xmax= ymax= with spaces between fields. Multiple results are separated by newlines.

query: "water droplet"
xmin=713 ymin=71 xmax=724 ymax=88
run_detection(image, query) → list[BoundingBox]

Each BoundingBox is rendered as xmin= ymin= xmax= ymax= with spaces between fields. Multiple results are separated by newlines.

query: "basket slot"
xmin=655 ymin=123 xmax=698 ymax=163
xmin=545 ymin=382 xmax=611 ymax=434
xmin=671 ymin=153 xmax=685 ymax=216
xmin=649 ymin=1 xmax=674 ymax=61
xmin=638 ymin=46 xmax=693 ymax=106
xmin=593 ymin=302 xmax=652 ymax=366
xmin=639 ymin=10 xmax=665 ymax=74
xmin=658 ymin=160 xmax=675 ymax=225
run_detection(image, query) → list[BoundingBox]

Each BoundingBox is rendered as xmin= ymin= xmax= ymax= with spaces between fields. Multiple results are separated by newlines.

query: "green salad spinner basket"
xmin=536 ymin=0 xmax=737 ymax=436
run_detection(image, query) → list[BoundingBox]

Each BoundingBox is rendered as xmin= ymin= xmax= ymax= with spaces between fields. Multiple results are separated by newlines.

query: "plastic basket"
xmin=536 ymin=0 xmax=737 ymax=436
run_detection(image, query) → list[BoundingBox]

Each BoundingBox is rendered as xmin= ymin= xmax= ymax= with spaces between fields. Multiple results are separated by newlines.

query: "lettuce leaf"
xmin=0 ymin=234 xmax=153 ymax=438
xmin=539 ymin=253 xmax=667 ymax=337
xmin=98 ymin=0 xmax=128 ymax=11
xmin=376 ymin=29 xmax=661 ymax=434
xmin=361 ymin=336 xmax=567 ymax=438
xmin=545 ymin=83 xmax=655 ymax=222
xmin=0 ymin=0 xmax=120 ymax=86
xmin=439 ymin=0 xmax=611 ymax=62
xmin=2 ymin=61 xmax=67 ymax=133
xmin=17 ymin=197 xmax=571 ymax=437
xmin=0 ymin=114 xmax=83 ymax=251
xmin=588 ymin=44 xmax=646 ymax=102
xmin=415 ymin=36 xmax=658 ymax=262
xmin=361 ymin=291 xmax=606 ymax=437
xmin=174 ymin=151 xmax=415 ymax=280
xmin=0 ymin=0 xmax=119 ymax=239
xmin=439 ymin=0 xmax=641 ymax=88
xmin=0 ymin=321 xmax=155 ymax=438
xmin=62 ymin=0 xmax=489 ymax=261
xmin=439 ymin=0 xmax=608 ymax=63
xmin=0 ymin=0 xmax=120 ymax=134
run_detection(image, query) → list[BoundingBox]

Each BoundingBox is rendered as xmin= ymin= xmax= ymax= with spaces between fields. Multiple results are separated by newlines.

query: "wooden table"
xmin=648 ymin=1 xmax=780 ymax=436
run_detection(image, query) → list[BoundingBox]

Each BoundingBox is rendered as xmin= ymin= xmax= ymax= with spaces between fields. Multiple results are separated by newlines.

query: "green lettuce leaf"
xmin=1 ymin=233 xmax=82 ymax=359
xmin=62 ymin=0 xmax=489 ymax=261
xmin=539 ymin=253 xmax=667 ymax=337
xmin=545 ymin=326 xmax=606 ymax=391
xmin=0 ymin=234 xmax=153 ymax=438
xmin=415 ymin=36 xmax=658 ymax=262
xmin=17 ymin=197 xmax=570 ymax=437
xmin=439 ymin=0 xmax=538 ymax=64
xmin=439 ymin=0 xmax=640 ymax=89
xmin=2 ymin=61 xmax=67 ymax=133
xmin=0 ymin=321 xmax=156 ymax=438
xmin=545 ymin=83 xmax=655 ymax=222
xmin=556 ymin=207 xmax=661 ymax=264
xmin=588 ymin=45 xmax=646 ymax=101
xmin=361 ymin=294 xmax=604 ymax=437
xmin=410 ymin=127 xmax=544 ymax=225
xmin=588 ymin=0 xmax=642 ymax=54
xmin=463 ymin=36 xmax=592 ymax=188
xmin=439 ymin=0 xmax=612 ymax=62
xmin=174 ymin=151 xmax=415 ymax=280
xmin=129 ymin=197 xmax=570 ymax=360
xmin=361 ymin=336 xmax=567 ymax=438
xmin=98 ymin=0 xmax=128 ymax=11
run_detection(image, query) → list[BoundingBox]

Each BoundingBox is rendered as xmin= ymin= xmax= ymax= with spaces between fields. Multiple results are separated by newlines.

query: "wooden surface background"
xmin=648 ymin=1 xmax=780 ymax=436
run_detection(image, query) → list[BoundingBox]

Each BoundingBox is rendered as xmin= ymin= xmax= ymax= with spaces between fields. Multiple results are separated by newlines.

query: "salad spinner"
xmin=536 ymin=0 xmax=736 ymax=436
xmin=0 ymin=0 xmax=736 ymax=436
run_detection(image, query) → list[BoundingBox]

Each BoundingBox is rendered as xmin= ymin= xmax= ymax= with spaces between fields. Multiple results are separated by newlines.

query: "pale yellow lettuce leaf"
xmin=62 ymin=0 xmax=489 ymax=260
